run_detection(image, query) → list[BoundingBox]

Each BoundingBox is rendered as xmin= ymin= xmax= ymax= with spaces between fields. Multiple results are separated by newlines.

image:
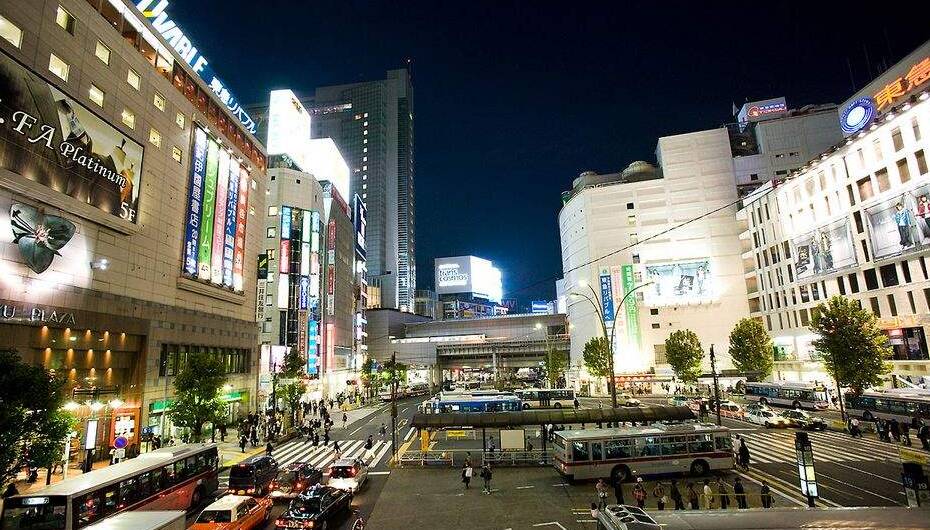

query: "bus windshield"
xmin=1 ymin=496 xmax=68 ymax=530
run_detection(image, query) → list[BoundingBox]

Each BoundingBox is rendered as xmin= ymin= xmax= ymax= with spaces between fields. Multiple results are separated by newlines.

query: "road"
xmin=211 ymin=395 xmax=423 ymax=530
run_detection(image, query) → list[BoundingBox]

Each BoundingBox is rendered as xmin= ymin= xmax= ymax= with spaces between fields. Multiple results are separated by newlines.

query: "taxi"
xmin=192 ymin=494 xmax=272 ymax=530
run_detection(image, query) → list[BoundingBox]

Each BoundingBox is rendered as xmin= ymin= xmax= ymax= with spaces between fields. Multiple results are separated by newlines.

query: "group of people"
xmin=460 ymin=458 xmax=494 ymax=494
xmin=591 ymin=475 xmax=773 ymax=514
xmin=861 ymin=416 xmax=930 ymax=449
xmin=237 ymin=412 xmax=277 ymax=453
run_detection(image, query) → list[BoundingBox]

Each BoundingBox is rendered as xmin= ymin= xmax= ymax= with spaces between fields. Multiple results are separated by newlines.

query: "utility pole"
xmin=709 ymin=344 xmax=722 ymax=426
xmin=390 ymin=351 xmax=398 ymax=463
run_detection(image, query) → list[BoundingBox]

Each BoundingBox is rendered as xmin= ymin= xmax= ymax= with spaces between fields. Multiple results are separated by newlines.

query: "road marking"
xmin=552 ymin=483 xmax=569 ymax=487
xmin=369 ymin=471 xmax=391 ymax=475
xmin=817 ymin=471 xmax=903 ymax=504
xmin=734 ymin=470 xmax=804 ymax=507
xmin=405 ymin=427 xmax=416 ymax=441
xmin=533 ymin=523 xmax=568 ymax=530
xmin=370 ymin=442 xmax=393 ymax=467
xmin=515 ymin=485 xmax=535 ymax=489
xmin=349 ymin=425 xmax=366 ymax=436
xmin=828 ymin=461 xmax=902 ymax=485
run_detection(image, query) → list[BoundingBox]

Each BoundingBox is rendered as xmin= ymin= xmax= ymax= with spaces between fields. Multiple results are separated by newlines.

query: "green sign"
xmin=621 ymin=265 xmax=641 ymax=352
xmin=197 ymin=139 xmax=220 ymax=280
xmin=148 ymin=390 xmax=245 ymax=414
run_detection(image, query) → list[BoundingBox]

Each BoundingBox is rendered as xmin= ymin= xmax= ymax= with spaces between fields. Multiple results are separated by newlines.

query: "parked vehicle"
xmin=327 ymin=458 xmax=369 ymax=494
xmin=192 ymin=495 xmax=271 ymax=530
xmin=668 ymin=395 xmax=696 ymax=407
xmin=779 ymin=409 xmax=827 ymax=430
xmin=744 ymin=407 xmax=790 ymax=428
xmin=273 ymin=486 xmax=352 ymax=530
xmin=228 ymin=455 xmax=279 ymax=496
xmin=270 ymin=463 xmax=324 ymax=501
xmin=618 ymin=393 xmax=642 ymax=407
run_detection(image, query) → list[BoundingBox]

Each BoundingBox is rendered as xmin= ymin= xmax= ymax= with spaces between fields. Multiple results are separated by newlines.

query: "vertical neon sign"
xmin=182 ymin=127 xmax=208 ymax=276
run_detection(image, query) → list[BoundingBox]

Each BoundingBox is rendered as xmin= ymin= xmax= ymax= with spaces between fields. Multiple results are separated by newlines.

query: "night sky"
xmin=169 ymin=0 xmax=928 ymax=306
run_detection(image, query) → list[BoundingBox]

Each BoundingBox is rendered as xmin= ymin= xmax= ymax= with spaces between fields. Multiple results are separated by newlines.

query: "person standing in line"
xmin=760 ymin=481 xmax=773 ymax=508
xmin=734 ymin=477 xmax=747 ymax=509
xmin=653 ymin=482 xmax=667 ymax=511
xmin=902 ymin=422 xmax=912 ymax=446
xmin=613 ymin=478 xmax=625 ymax=505
xmin=670 ymin=480 xmax=684 ymax=510
xmin=717 ymin=478 xmax=730 ymax=510
xmin=738 ymin=438 xmax=751 ymax=470
xmin=480 ymin=464 xmax=493 ymax=494
xmin=595 ymin=479 xmax=609 ymax=509
xmin=687 ymin=482 xmax=699 ymax=510
xmin=632 ymin=478 xmax=647 ymax=508
xmin=702 ymin=479 xmax=715 ymax=510
xmin=461 ymin=463 xmax=472 ymax=489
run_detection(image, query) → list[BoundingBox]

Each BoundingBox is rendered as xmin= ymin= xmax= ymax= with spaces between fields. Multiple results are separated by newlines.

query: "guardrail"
xmin=481 ymin=450 xmax=552 ymax=466
xmin=397 ymin=450 xmax=455 ymax=467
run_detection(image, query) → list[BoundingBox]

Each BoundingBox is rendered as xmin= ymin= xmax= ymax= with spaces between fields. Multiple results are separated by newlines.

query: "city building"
xmin=0 ymin=0 xmax=268 ymax=448
xmin=434 ymin=255 xmax=507 ymax=320
xmin=558 ymin=139 xmax=751 ymax=392
xmin=413 ymin=288 xmax=438 ymax=319
xmin=739 ymin=40 xmax=930 ymax=385
xmin=312 ymin=69 xmax=416 ymax=312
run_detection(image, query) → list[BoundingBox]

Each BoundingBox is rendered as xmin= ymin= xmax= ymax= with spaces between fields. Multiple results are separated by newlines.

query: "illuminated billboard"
xmin=643 ymin=260 xmax=714 ymax=305
xmin=1 ymin=50 xmax=144 ymax=224
xmin=435 ymin=256 xmax=502 ymax=303
xmin=792 ymin=218 xmax=857 ymax=279
xmin=865 ymin=181 xmax=930 ymax=260
xmin=354 ymin=194 xmax=367 ymax=259
xmin=182 ymin=124 xmax=249 ymax=292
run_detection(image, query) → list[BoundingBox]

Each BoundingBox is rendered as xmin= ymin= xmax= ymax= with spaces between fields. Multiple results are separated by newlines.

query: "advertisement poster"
xmin=197 ymin=140 xmax=219 ymax=281
xmin=793 ymin=217 xmax=857 ymax=279
xmin=621 ymin=265 xmax=641 ymax=354
xmin=0 ymin=51 xmax=144 ymax=223
xmin=354 ymin=194 xmax=367 ymax=259
xmin=866 ymin=182 xmax=930 ymax=260
xmin=644 ymin=259 xmax=714 ymax=305
xmin=232 ymin=166 xmax=250 ymax=291
xmin=222 ymin=158 xmax=240 ymax=288
xmin=210 ymin=149 xmax=229 ymax=285
xmin=599 ymin=266 xmax=615 ymax=324
xmin=182 ymin=128 xmax=208 ymax=276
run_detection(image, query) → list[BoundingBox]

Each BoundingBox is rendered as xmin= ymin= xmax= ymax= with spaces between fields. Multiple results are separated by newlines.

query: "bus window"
xmin=1 ymin=496 xmax=68 ymax=530
xmin=715 ymin=436 xmax=733 ymax=452
xmin=591 ymin=442 xmax=603 ymax=461
xmin=572 ymin=441 xmax=589 ymax=461
xmin=638 ymin=437 xmax=660 ymax=457
xmin=688 ymin=434 xmax=714 ymax=453
xmin=604 ymin=439 xmax=633 ymax=459
xmin=662 ymin=436 xmax=688 ymax=456
xmin=119 ymin=476 xmax=139 ymax=506
xmin=101 ymin=486 xmax=117 ymax=514
xmin=159 ymin=465 xmax=173 ymax=488
xmin=74 ymin=493 xmax=102 ymax=528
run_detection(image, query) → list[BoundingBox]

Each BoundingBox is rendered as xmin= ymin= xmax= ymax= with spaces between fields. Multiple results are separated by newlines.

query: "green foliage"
xmin=728 ymin=318 xmax=774 ymax=380
xmin=0 ymin=350 xmax=74 ymax=486
xmin=379 ymin=359 xmax=408 ymax=385
xmin=582 ymin=337 xmax=611 ymax=378
xmin=811 ymin=296 xmax=891 ymax=394
xmin=665 ymin=330 xmax=704 ymax=384
xmin=169 ymin=351 xmax=227 ymax=441
xmin=281 ymin=347 xmax=306 ymax=378
xmin=543 ymin=348 xmax=569 ymax=388
xmin=279 ymin=380 xmax=307 ymax=427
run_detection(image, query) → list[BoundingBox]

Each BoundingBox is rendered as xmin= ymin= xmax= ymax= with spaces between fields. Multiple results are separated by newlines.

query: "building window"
xmin=880 ymin=263 xmax=899 ymax=287
xmin=908 ymin=291 xmax=917 ymax=313
xmin=94 ymin=40 xmax=110 ymax=64
xmin=875 ymin=168 xmax=890 ymax=192
xmin=848 ymin=273 xmax=860 ymax=293
xmin=126 ymin=68 xmax=141 ymax=90
xmin=888 ymin=294 xmax=898 ymax=316
xmin=48 ymin=53 xmax=69 ymax=81
xmin=172 ymin=146 xmax=182 ymax=164
xmin=864 ymin=268 xmax=879 ymax=290
xmin=153 ymin=92 xmax=166 ymax=111
xmin=627 ymin=214 xmax=636 ymax=226
xmin=632 ymin=254 xmax=640 ymax=264
xmin=861 ymin=240 xmax=870 ymax=262
xmin=626 ymin=202 xmax=635 ymax=210
xmin=853 ymin=211 xmax=864 ymax=234
xmin=892 ymin=128 xmax=904 ymax=151
xmin=630 ymin=233 xmax=638 ymax=244
xmin=55 ymin=5 xmax=75 ymax=34
xmin=0 ymin=15 xmax=23 ymax=48
xmin=856 ymin=177 xmax=873 ymax=201
xmin=898 ymin=159 xmax=911 ymax=184
xmin=913 ymin=118 xmax=922 ymax=142
xmin=836 ymin=277 xmax=846 ymax=296
xmin=148 ymin=128 xmax=161 ymax=148
xmin=651 ymin=323 xmax=660 ymax=329
xmin=175 ymin=112 xmax=185 ymax=129
xmin=268 ymin=206 xmax=278 ymax=216
xmin=916 ymin=150 xmax=928 ymax=176
xmin=846 ymin=184 xmax=856 ymax=206
xmin=267 ymin=227 xmax=276 ymax=238
xmin=750 ymin=173 xmax=759 ymax=181
xmin=869 ymin=297 xmax=881 ymax=316
xmin=903 ymin=261 xmax=913 ymax=283
xmin=120 ymin=108 xmax=135 ymax=129
xmin=88 ymin=84 xmax=104 ymax=107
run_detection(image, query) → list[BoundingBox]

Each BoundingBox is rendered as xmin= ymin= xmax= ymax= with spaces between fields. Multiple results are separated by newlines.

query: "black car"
xmin=780 ymin=409 xmax=827 ymax=430
xmin=274 ymin=486 xmax=352 ymax=530
xmin=270 ymin=462 xmax=324 ymax=501
xmin=229 ymin=455 xmax=279 ymax=496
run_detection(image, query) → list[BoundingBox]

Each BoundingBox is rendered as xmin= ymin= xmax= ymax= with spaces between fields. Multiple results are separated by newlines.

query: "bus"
xmin=743 ymin=382 xmax=829 ymax=410
xmin=552 ymin=423 xmax=734 ymax=483
xmin=515 ymin=388 xmax=575 ymax=409
xmin=1 ymin=444 xmax=219 ymax=530
xmin=421 ymin=393 xmax=523 ymax=413
xmin=378 ymin=382 xmax=433 ymax=401
xmin=844 ymin=390 xmax=930 ymax=423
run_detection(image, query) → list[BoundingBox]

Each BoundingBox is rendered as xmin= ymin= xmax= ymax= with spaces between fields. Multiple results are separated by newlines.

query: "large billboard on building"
xmin=738 ymin=97 xmax=788 ymax=124
xmin=353 ymin=194 xmax=367 ymax=259
xmin=643 ymin=260 xmax=714 ymax=305
xmin=792 ymin=218 xmax=857 ymax=279
xmin=1 ymin=50 xmax=144 ymax=224
xmin=435 ymin=256 xmax=502 ymax=303
xmin=865 ymin=181 xmax=930 ymax=260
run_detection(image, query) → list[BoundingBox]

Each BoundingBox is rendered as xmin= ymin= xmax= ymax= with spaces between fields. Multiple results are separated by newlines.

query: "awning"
xmin=411 ymin=405 xmax=695 ymax=429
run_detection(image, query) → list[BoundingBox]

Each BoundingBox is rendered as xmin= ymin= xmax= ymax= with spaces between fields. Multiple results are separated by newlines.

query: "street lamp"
xmin=795 ymin=431 xmax=818 ymax=507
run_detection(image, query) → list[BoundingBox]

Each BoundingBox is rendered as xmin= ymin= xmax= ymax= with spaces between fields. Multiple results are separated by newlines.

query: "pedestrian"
xmin=687 ymin=482 xmax=699 ymax=510
xmin=488 ymin=439 xmax=496 ymax=453
xmin=462 ymin=463 xmax=473 ymax=489
xmin=380 ymin=423 xmax=387 ymax=441
xmin=613 ymin=478 xmax=625 ymax=505
xmin=364 ymin=435 xmax=374 ymax=459
xmin=849 ymin=417 xmax=862 ymax=438
xmin=734 ymin=477 xmax=747 ymax=509
xmin=323 ymin=431 xmax=330 ymax=446
xmin=702 ymin=479 xmax=714 ymax=510
xmin=219 ymin=423 xmax=227 ymax=442
xmin=574 ymin=397 xmax=580 ymax=410
xmin=760 ymin=481 xmax=773 ymax=508
xmin=653 ymin=482 xmax=667 ymax=511
xmin=632 ymin=478 xmax=647 ymax=508
xmin=902 ymin=422 xmax=912 ymax=446
xmin=717 ymin=478 xmax=730 ymax=510
xmin=313 ymin=432 xmax=320 ymax=446
xmin=333 ymin=440 xmax=341 ymax=458
xmin=919 ymin=422 xmax=930 ymax=450
xmin=239 ymin=434 xmax=247 ymax=453
xmin=596 ymin=479 xmax=609 ymax=509
xmin=890 ymin=418 xmax=901 ymax=443
xmin=266 ymin=441 xmax=273 ymax=456
xmin=343 ymin=412 xmax=348 ymax=429
xmin=480 ymin=464 xmax=493 ymax=494
xmin=738 ymin=438 xmax=750 ymax=470
xmin=670 ymin=480 xmax=684 ymax=510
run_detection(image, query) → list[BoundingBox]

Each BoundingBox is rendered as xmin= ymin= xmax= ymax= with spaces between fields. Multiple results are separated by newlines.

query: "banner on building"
xmin=621 ymin=265 xmax=641 ymax=354
xmin=598 ymin=266 xmax=615 ymax=324
xmin=866 ymin=181 xmax=930 ymax=260
xmin=256 ymin=279 xmax=267 ymax=321
xmin=643 ymin=259 xmax=714 ymax=305
xmin=793 ymin=217 xmax=857 ymax=279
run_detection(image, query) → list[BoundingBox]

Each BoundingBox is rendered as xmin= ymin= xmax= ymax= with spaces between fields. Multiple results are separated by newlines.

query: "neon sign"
xmin=873 ymin=57 xmax=930 ymax=111
xmin=840 ymin=97 xmax=876 ymax=135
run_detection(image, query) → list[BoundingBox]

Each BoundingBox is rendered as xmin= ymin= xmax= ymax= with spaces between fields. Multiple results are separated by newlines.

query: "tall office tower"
xmin=312 ymin=69 xmax=416 ymax=312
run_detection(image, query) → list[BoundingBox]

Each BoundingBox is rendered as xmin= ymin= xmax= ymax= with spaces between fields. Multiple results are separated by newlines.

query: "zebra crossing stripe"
xmin=370 ymin=440 xmax=393 ymax=468
xmin=740 ymin=429 xmax=910 ymax=464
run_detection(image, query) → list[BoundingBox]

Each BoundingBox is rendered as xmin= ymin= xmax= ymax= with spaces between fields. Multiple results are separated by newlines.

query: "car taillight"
xmin=275 ymin=520 xmax=285 ymax=527
xmin=349 ymin=469 xmax=357 ymax=477
xmin=246 ymin=488 xmax=255 ymax=493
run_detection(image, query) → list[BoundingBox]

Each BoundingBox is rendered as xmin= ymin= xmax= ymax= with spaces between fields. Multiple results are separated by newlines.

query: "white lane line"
xmin=369 ymin=471 xmax=391 ymax=475
xmin=734 ymin=470 xmax=804 ymax=507
xmin=404 ymin=427 xmax=416 ymax=441
xmin=817 ymin=472 xmax=903 ymax=504
xmin=349 ymin=425 xmax=366 ymax=436
xmin=370 ymin=440 xmax=393 ymax=467
xmin=515 ymin=485 xmax=535 ymax=490
xmin=827 ymin=461 xmax=904 ymax=485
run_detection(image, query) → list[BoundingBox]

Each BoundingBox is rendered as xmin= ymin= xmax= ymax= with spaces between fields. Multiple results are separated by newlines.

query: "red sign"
xmin=279 ymin=240 xmax=290 ymax=273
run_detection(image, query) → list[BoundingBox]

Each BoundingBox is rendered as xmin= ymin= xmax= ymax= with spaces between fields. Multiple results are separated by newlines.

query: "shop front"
xmin=146 ymin=388 xmax=251 ymax=439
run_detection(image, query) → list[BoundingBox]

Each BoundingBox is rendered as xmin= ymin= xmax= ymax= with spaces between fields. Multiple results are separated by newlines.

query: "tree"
xmin=811 ymin=296 xmax=891 ymax=404
xmin=281 ymin=347 xmax=305 ymax=378
xmin=169 ymin=351 xmax=227 ymax=442
xmin=583 ymin=337 xmax=612 ymax=395
xmin=728 ymin=318 xmax=774 ymax=380
xmin=542 ymin=347 xmax=569 ymax=388
xmin=0 ymin=350 xmax=74 ymax=486
xmin=665 ymin=330 xmax=704 ymax=384
xmin=360 ymin=358 xmax=377 ymax=397
xmin=379 ymin=359 xmax=408 ymax=388
xmin=278 ymin=380 xmax=307 ymax=428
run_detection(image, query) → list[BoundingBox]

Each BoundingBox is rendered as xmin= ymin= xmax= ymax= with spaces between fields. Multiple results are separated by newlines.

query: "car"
xmin=618 ymin=393 xmax=642 ymax=407
xmin=229 ymin=455 xmax=279 ymax=496
xmin=780 ymin=409 xmax=827 ymax=430
xmin=745 ymin=407 xmax=790 ymax=428
xmin=743 ymin=402 xmax=768 ymax=415
xmin=668 ymin=395 xmax=694 ymax=407
xmin=270 ymin=462 xmax=325 ymax=501
xmin=718 ymin=400 xmax=744 ymax=420
xmin=193 ymin=495 xmax=272 ymax=530
xmin=327 ymin=458 xmax=368 ymax=493
xmin=595 ymin=504 xmax=661 ymax=530
xmin=274 ymin=485 xmax=353 ymax=530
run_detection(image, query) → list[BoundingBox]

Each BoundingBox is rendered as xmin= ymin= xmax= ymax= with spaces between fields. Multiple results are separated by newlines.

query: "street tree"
xmin=380 ymin=359 xmax=408 ymax=389
xmin=278 ymin=380 xmax=307 ymax=428
xmin=360 ymin=358 xmax=377 ymax=397
xmin=728 ymin=317 xmax=774 ymax=380
xmin=0 ymin=350 xmax=75 ymax=487
xmin=665 ymin=330 xmax=704 ymax=384
xmin=811 ymin=296 xmax=891 ymax=410
xmin=281 ymin=347 xmax=305 ymax=377
xmin=582 ymin=337 xmax=612 ymax=395
xmin=543 ymin=347 xmax=569 ymax=388
xmin=169 ymin=351 xmax=227 ymax=442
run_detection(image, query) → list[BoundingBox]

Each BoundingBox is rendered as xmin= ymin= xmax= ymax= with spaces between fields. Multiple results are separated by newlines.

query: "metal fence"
xmin=481 ymin=450 xmax=552 ymax=466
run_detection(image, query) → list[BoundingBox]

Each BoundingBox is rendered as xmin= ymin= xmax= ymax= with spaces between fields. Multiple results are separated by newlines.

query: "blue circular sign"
xmin=840 ymin=97 xmax=876 ymax=135
xmin=113 ymin=436 xmax=128 ymax=449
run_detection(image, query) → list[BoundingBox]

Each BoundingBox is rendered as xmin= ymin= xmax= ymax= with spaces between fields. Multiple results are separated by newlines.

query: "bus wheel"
xmin=690 ymin=460 xmax=709 ymax=477
xmin=522 ymin=403 xmax=530 ymax=410
xmin=792 ymin=401 xmax=802 ymax=409
xmin=610 ymin=465 xmax=631 ymax=484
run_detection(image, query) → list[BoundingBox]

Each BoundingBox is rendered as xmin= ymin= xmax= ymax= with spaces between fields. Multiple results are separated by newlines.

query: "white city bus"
xmin=515 ymin=388 xmax=576 ymax=409
xmin=1 ymin=444 xmax=218 ymax=530
xmin=552 ymin=424 xmax=734 ymax=483
xmin=744 ymin=382 xmax=829 ymax=410
xmin=844 ymin=390 xmax=930 ymax=423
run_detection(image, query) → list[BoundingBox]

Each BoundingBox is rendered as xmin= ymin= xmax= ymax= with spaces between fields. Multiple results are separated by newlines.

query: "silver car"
xmin=596 ymin=505 xmax=661 ymax=530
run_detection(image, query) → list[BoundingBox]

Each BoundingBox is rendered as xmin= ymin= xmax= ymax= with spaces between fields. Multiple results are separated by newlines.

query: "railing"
xmin=396 ymin=449 xmax=554 ymax=467
xmin=397 ymin=450 xmax=455 ymax=467
xmin=481 ymin=450 xmax=552 ymax=466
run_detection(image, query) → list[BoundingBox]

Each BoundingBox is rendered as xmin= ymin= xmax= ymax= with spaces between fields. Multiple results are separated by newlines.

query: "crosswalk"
xmin=741 ymin=428 xmax=922 ymax=464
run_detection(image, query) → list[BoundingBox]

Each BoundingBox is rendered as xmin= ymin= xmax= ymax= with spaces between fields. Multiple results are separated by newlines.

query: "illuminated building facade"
xmin=434 ymin=256 xmax=507 ymax=320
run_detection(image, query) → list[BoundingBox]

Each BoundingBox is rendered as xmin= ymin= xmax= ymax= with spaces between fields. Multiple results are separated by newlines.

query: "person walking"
xmin=902 ymin=422 xmax=912 ymax=446
xmin=219 ymin=423 xmax=227 ymax=442
xmin=613 ymin=478 xmax=625 ymax=505
xmin=595 ymin=479 xmax=609 ymax=509
xmin=323 ymin=430 xmax=330 ymax=446
xmin=717 ymin=478 xmax=730 ymax=510
xmin=379 ymin=423 xmax=387 ymax=442
xmin=890 ymin=419 xmax=901 ymax=443
xmin=653 ymin=482 xmax=667 ymax=511
xmin=687 ymin=482 xmax=699 ymax=510
xmin=849 ymin=417 xmax=862 ymax=438
xmin=364 ymin=435 xmax=374 ymax=460
xmin=265 ymin=441 xmax=273 ymax=457
xmin=342 ymin=412 xmax=348 ymax=430
xmin=480 ymin=464 xmax=493 ymax=494
xmin=702 ymin=480 xmax=715 ymax=510
xmin=919 ymin=422 xmax=930 ymax=450
xmin=632 ymin=478 xmax=647 ymax=509
xmin=573 ymin=397 xmax=580 ymax=410
xmin=461 ymin=463 xmax=473 ymax=489
xmin=333 ymin=440 xmax=341 ymax=458
xmin=239 ymin=434 xmax=247 ymax=453
xmin=670 ymin=480 xmax=684 ymax=510
xmin=734 ymin=477 xmax=747 ymax=509
xmin=738 ymin=438 xmax=751 ymax=470
xmin=760 ymin=481 xmax=773 ymax=508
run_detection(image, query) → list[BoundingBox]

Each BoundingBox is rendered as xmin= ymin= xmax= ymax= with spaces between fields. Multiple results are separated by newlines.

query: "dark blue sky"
xmin=170 ymin=0 xmax=928 ymax=306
